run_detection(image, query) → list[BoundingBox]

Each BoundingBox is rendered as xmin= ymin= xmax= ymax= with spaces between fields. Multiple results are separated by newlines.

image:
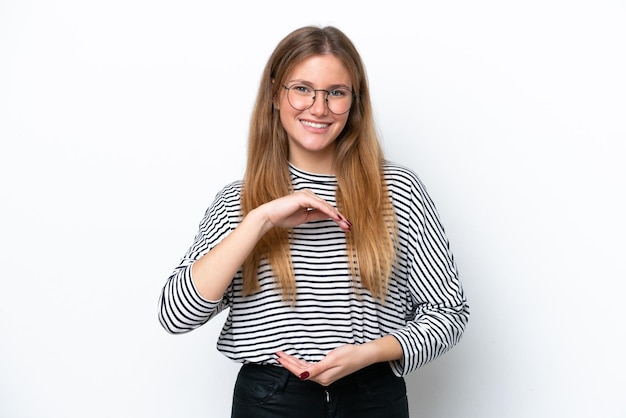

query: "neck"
xmin=289 ymin=157 xmax=335 ymax=175
xmin=289 ymin=151 xmax=335 ymax=175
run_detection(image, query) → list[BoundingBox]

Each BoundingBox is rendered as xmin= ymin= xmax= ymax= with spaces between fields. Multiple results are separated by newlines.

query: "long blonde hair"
xmin=241 ymin=26 xmax=397 ymax=301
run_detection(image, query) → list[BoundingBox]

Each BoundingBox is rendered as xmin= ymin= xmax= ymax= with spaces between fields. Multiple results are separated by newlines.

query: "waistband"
xmin=240 ymin=361 xmax=393 ymax=389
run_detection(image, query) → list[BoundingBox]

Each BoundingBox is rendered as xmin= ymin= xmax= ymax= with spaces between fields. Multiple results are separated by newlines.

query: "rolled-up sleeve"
xmin=158 ymin=182 xmax=242 ymax=334
xmin=388 ymin=172 xmax=469 ymax=376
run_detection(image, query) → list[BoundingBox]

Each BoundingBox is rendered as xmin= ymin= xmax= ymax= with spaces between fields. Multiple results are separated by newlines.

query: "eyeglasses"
xmin=282 ymin=84 xmax=354 ymax=115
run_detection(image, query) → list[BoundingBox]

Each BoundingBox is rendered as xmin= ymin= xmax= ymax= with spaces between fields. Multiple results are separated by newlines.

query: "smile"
xmin=300 ymin=120 xmax=330 ymax=129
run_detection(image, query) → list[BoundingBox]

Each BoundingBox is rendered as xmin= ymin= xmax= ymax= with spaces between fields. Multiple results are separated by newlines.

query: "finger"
xmin=276 ymin=351 xmax=301 ymax=365
xmin=296 ymin=190 xmax=352 ymax=231
xmin=302 ymin=358 xmax=335 ymax=380
xmin=275 ymin=351 xmax=310 ymax=378
xmin=304 ymin=208 xmax=352 ymax=232
xmin=298 ymin=191 xmax=341 ymax=218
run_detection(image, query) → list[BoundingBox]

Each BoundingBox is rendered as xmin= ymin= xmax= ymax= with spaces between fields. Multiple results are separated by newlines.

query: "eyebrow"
xmin=286 ymin=79 xmax=352 ymax=90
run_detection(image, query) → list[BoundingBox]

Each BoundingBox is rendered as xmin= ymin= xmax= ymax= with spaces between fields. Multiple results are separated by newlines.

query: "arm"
xmin=388 ymin=174 xmax=469 ymax=376
xmin=190 ymin=208 xmax=270 ymax=301
xmin=158 ymin=184 xmax=241 ymax=334
xmin=277 ymin=167 xmax=469 ymax=382
xmin=158 ymin=186 xmax=351 ymax=333
xmin=192 ymin=189 xmax=351 ymax=300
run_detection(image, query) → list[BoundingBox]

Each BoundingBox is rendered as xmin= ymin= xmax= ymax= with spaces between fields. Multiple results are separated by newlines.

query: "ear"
xmin=271 ymin=79 xmax=280 ymax=110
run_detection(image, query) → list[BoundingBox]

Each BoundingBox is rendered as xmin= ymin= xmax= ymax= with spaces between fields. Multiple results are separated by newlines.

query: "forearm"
xmin=390 ymin=301 xmax=470 ymax=375
xmin=191 ymin=208 xmax=271 ymax=301
xmin=361 ymin=335 xmax=403 ymax=364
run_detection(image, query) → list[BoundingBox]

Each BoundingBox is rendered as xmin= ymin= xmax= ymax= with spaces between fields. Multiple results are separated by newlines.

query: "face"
xmin=276 ymin=54 xmax=352 ymax=173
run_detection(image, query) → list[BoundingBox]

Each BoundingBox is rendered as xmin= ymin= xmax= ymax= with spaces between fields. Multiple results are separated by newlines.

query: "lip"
xmin=299 ymin=119 xmax=332 ymax=130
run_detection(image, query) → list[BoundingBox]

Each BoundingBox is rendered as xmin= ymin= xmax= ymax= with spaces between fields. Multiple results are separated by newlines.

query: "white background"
xmin=1 ymin=1 xmax=625 ymax=417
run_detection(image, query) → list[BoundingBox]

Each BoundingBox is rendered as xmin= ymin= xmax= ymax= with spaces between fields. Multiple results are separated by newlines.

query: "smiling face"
xmin=276 ymin=54 xmax=352 ymax=174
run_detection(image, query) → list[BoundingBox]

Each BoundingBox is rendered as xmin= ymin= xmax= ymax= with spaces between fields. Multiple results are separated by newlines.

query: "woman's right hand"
xmin=256 ymin=189 xmax=351 ymax=233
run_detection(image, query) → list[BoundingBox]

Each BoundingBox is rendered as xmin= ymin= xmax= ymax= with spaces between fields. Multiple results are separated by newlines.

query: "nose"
xmin=309 ymin=91 xmax=329 ymax=115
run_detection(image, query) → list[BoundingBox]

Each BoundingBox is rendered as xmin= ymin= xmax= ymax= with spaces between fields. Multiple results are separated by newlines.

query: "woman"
xmin=159 ymin=25 xmax=469 ymax=418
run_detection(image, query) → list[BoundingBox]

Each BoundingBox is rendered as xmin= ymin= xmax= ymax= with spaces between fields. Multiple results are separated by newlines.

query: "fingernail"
xmin=337 ymin=214 xmax=352 ymax=230
xmin=299 ymin=371 xmax=310 ymax=380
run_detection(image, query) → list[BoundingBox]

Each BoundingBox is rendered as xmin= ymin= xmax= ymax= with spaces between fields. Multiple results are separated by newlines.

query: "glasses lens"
xmin=327 ymin=88 xmax=353 ymax=114
xmin=286 ymin=85 xmax=313 ymax=111
xmin=286 ymin=85 xmax=353 ymax=114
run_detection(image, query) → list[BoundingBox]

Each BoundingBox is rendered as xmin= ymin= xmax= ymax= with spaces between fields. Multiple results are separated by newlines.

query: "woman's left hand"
xmin=276 ymin=344 xmax=369 ymax=387
xmin=276 ymin=336 xmax=402 ymax=386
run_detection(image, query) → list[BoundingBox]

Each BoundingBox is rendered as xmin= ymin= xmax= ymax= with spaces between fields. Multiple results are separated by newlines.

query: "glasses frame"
xmin=282 ymin=84 xmax=354 ymax=115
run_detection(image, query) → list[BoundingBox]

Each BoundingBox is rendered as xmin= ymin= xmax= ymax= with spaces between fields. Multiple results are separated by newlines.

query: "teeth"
xmin=301 ymin=120 xmax=329 ymax=129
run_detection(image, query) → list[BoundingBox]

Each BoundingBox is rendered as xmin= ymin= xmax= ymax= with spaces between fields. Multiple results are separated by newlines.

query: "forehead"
xmin=286 ymin=54 xmax=352 ymax=86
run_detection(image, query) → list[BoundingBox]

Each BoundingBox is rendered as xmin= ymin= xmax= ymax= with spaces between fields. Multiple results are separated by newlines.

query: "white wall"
xmin=1 ymin=1 xmax=624 ymax=417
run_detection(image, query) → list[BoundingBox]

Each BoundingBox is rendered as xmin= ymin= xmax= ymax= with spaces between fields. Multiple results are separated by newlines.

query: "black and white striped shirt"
xmin=159 ymin=162 xmax=469 ymax=377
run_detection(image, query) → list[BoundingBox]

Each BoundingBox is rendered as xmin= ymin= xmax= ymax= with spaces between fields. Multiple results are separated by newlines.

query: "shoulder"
xmin=207 ymin=180 xmax=243 ymax=211
xmin=383 ymin=160 xmax=438 ymax=216
xmin=216 ymin=180 xmax=243 ymax=199
xmin=383 ymin=160 xmax=425 ymax=192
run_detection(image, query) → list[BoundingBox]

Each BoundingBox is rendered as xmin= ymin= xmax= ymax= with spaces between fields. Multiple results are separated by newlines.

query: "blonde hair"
xmin=241 ymin=26 xmax=397 ymax=301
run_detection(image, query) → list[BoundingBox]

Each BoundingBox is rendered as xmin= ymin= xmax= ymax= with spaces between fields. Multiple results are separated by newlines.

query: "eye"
xmin=328 ymin=88 xmax=350 ymax=98
xmin=292 ymin=84 xmax=312 ymax=95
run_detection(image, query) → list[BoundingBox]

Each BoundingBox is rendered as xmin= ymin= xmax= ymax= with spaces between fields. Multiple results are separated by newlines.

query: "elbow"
xmin=158 ymin=305 xmax=194 ymax=335
xmin=158 ymin=313 xmax=178 ymax=334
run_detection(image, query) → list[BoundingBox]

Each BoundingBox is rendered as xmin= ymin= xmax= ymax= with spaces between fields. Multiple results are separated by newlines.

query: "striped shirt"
xmin=158 ymin=162 xmax=469 ymax=377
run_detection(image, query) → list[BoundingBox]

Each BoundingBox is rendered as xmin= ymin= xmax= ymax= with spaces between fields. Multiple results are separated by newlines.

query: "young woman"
xmin=159 ymin=25 xmax=469 ymax=418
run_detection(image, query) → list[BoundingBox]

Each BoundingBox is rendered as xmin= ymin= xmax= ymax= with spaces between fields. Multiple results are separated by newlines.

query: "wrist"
xmin=245 ymin=205 xmax=274 ymax=236
xmin=363 ymin=335 xmax=403 ymax=364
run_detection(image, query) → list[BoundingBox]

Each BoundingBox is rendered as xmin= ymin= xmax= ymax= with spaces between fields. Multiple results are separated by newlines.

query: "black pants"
xmin=231 ymin=362 xmax=409 ymax=418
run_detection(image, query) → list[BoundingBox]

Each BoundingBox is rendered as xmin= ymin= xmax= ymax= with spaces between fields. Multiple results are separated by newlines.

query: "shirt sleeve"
xmin=388 ymin=172 xmax=470 ymax=376
xmin=158 ymin=182 xmax=241 ymax=334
